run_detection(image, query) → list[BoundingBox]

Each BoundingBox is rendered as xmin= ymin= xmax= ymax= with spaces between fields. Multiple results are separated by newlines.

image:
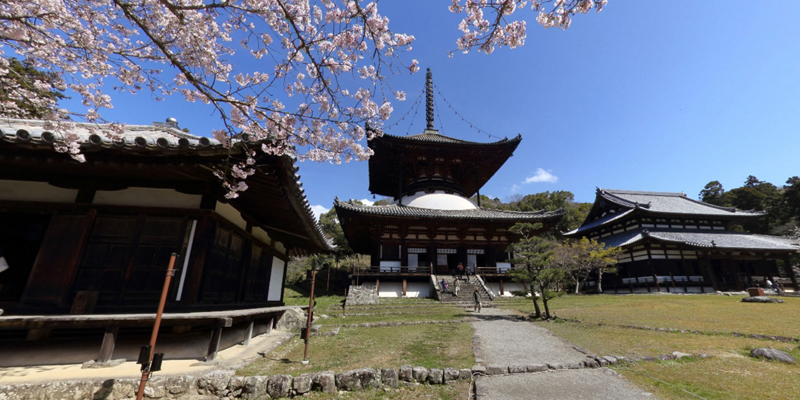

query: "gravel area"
xmin=475 ymin=369 xmax=656 ymax=400
xmin=472 ymin=307 xmax=586 ymax=365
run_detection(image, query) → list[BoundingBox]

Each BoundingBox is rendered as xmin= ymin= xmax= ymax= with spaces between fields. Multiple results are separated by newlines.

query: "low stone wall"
xmin=0 ymin=352 xmax=713 ymax=400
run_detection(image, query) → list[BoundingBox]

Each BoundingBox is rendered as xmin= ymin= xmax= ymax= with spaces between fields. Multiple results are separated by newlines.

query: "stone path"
xmin=471 ymin=308 xmax=658 ymax=400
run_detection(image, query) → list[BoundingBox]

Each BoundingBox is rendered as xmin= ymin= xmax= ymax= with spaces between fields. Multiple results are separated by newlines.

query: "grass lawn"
xmin=498 ymin=294 xmax=800 ymax=399
xmin=498 ymin=294 xmax=800 ymax=338
xmin=239 ymin=323 xmax=475 ymax=376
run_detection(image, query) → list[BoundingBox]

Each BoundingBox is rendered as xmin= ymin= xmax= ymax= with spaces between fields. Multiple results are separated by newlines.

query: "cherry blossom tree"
xmin=1 ymin=0 xmax=606 ymax=195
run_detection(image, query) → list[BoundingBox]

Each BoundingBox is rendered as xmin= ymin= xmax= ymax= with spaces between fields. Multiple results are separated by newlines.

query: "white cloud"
xmin=510 ymin=184 xmax=520 ymax=194
xmin=310 ymin=205 xmax=329 ymax=221
xmin=524 ymin=168 xmax=559 ymax=184
xmin=359 ymin=198 xmax=375 ymax=206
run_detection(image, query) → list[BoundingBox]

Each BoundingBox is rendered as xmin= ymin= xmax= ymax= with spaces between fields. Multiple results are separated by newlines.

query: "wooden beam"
xmin=403 ymin=279 xmax=407 ymax=296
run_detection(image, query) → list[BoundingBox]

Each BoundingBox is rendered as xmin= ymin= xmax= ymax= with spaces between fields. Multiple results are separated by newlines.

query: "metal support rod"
xmin=302 ymin=269 xmax=317 ymax=364
xmin=136 ymin=253 xmax=177 ymax=400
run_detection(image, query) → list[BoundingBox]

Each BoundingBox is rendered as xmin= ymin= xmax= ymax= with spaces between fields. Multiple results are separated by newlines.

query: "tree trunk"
xmin=597 ymin=267 xmax=604 ymax=293
xmin=574 ymin=276 xmax=580 ymax=294
xmin=538 ymin=279 xmax=551 ymax=319
xmin=530 ymin=281 xmax=542 ymax=318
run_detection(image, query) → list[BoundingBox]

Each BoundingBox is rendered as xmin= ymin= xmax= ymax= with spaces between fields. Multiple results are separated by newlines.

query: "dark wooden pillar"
xmin=22 ymin=211 xmax=96 ymax=307
xmin=376 ymin=279 xmax=380 ymax=295
xmin=499 ymin=279 xmax=504 ymax=296
xmin=403 ymin=279 xmax=407 ymax=296
xmin=701 ymin=257 xmax=719 ymax=292
xmin=183 ymin=217 xmax=216 ymax=304
xmin=785 ymin=256 xmax=799 ymax=292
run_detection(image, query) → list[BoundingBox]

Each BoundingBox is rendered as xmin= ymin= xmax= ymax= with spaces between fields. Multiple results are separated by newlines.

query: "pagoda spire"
xmin=425 ymin=68 xmax=434 ymax=130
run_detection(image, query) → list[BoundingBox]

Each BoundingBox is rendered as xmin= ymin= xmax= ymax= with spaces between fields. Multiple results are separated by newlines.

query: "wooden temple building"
xmin=335 ymin=70 xmax=563 ymax=298
xmin=0 ymin=118 xmax=331 ymax=366
xmin=565 ymin=188 xmax=799 ymax=293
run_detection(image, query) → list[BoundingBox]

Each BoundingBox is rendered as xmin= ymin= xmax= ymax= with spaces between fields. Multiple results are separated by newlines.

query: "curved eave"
xmin=595 ymin=228 xmax=800 ymax=253
xmin=367 ymin=129 xmax=522 ymax=198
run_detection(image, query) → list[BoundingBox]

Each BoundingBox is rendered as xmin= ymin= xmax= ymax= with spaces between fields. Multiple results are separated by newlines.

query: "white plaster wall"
xmin=485 ymin=282 xmax=528 ymax=297
xmin=0 ymin=179 xmax=78 ymax=203
xmin=268 ymin=257 xmax=285 ymax=301
xmin=405 ymin=282 xmax=431 ymax=298
xmin=215 ymin=202 xmax=247 ymax=230
xmin=377 ymin=281 xmax=404 ymax=298
xmin=252 ymin=227 xmax=272 ymax=245
xmin=93 ymin=187 xmax=202 ymax=208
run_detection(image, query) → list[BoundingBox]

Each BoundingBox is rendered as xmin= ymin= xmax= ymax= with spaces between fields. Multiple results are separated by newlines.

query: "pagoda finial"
xmin=425 ymin=68 xmax=434 ymax=130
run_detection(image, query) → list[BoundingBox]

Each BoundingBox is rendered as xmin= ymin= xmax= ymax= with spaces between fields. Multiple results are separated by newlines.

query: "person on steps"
xmin=473 ymin=287 xmax=482 ymax=313
xmin=454 ymin=279 xmax=460 ymax=296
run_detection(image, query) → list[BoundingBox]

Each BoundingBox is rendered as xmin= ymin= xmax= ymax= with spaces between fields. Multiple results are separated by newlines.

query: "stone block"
xmin=672 ymin=351 xmax=692 ymax=360
xmin=399 ymin=365 xmax=414 ymax=382
xmin=198 ymin=371 xmax=235 ymax=396
xmin=547 ymin=363 xmax=565 ymax=370
xmin=312 ymin=371 xmax=336 ymax=394
xmin=165 ymin=376 xmax=195 ymax=396
xmin=524 ymin=364 xmax=546 ymax=372
xmin=242 ymin=376 xmax=266 ymax=397
xmin=459 ymin=368 xmax=473 ymax=380
xmin=508 ymin=364 xmax=526 ymax=374
xmin=602 ymin=356 xmax=618 ymax=365
xmin=471 ymin=365 xmax=487 ymax=375
xmin=443 ymin=368 xmax=460 ymax=382
xmin=267 ymin=374 xmax=292 ymax=398
xmin=412 ymin=366 xmax=428 ymax=383
xmin=336 ymin=368 xmax=380 ymax=391
xmin=751 ymin=348 xmax=798 ymax=364
xmin=658 ymin=354 xmax=675 ymax=361
xmin=228 ymin=376 xmax=245 ymax=397
xmin=485 ymin=364 xmax=506 ymax=375
xmin=566 ymin=362 xmax=583 ymax=369
xmin=427 ymin=368 xmax=443 ymax=384
xmin=595 ymin=357 xmax=609 ymax=367
xmin=293 ymin=373 xmax=313 ymax=394
xmin=381 ymin=368 xmax=399 ymax=388
xmin=583 ymin=360 xmax=599 ymax=368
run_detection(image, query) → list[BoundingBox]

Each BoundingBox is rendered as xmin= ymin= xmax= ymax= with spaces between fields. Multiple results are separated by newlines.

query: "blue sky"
xmin=61 ymin=1 xmax=800 ymax=219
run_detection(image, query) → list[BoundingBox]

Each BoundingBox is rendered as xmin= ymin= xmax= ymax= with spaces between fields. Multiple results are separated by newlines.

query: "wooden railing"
xmin=476 ymin=266 xmax=513 ymax=275
xmin=352 ymin=265 xmax=432 ymax=275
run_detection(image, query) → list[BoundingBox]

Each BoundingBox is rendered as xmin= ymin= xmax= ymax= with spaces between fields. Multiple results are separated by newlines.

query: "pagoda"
xmin=334 ymin=69 xmax=563 ymax=297
xmin=565 ymin=188 xmax=799 ymax=293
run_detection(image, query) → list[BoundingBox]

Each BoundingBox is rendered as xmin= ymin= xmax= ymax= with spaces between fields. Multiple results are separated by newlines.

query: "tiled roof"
xmin=375 ymin=128 xmax=522 ymax=147
xmin=564 ymin=209 xmax=634 ymax=236
xmin=595 ymin=228 xmax=799 ymax=252
xmin=0 ymin=118 xmax=223 ymax=152
xmin=0 ymin=118 xmax=332 ymax=253
xmin=334 ymin=198 xmax=564 ymax=221
xmin=597 ymin=188 xmax=764 ymax=217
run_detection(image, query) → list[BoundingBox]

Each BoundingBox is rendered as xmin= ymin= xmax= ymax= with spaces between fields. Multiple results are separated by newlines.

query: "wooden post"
xmin=206 ymin=321 xmax=224 ymax=361
xmin=343 ymin=288 xmax=347 ymax=317
xmin=499 ymin=280 xmax=504 ymax=296
xmin=376 ymin=279 xmax=380 ymax=295
xmin=97 ymin=326 xmax=119 ymax=363
xmin=669 ymin=271 xmax=676 ymax=292
xmin=136 ymin=253 xmax=178 ymax=400
xmin=402 ymin=279 xmax=407 ymax=296
xmin=243 ymin=321 xmax=254 ymax=347
xmin=302 ymin=269 xmax=317 ymax=364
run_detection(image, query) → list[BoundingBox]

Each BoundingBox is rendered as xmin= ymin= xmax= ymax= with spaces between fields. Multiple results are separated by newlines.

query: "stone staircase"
xmin=437 ymin=277 xmax=493 ymax=307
